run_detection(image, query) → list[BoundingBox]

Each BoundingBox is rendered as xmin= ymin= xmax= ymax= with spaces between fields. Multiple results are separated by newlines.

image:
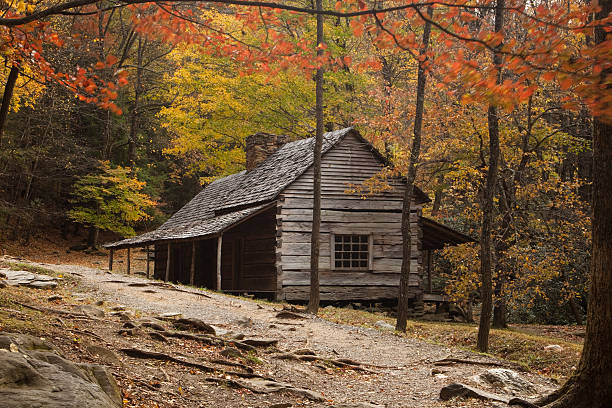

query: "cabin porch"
xmin=150 ymin=205 xmax=278 ymax=294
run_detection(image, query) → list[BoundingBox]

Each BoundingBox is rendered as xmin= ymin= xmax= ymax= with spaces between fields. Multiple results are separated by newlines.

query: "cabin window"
xmin=331 ymin=234 xmax=372 ymax=270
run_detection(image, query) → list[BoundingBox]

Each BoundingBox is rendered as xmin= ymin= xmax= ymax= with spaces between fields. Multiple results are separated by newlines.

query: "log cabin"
xmin=104 ymin=128 xmax=474 ymax=304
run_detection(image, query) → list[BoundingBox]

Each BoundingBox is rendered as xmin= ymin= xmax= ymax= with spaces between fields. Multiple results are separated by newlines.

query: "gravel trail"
xmin=22 ymin=260 xmax=554 ymax=407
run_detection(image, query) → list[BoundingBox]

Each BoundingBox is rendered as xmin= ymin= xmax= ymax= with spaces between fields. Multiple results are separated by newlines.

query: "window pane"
xmin=333 ymin=234 xmax=370 ymax=270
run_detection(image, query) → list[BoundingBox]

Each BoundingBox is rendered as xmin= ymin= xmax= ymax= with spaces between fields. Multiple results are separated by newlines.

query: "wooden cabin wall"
xmin=221 ymin=206 xmax=277 ymax=292
xmin=277 ymin=133 xmax=423 ymax=301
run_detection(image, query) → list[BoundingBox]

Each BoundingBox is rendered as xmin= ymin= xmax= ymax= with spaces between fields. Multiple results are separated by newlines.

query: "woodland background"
xmin=0 ymin=0 xmax=597 ymax=327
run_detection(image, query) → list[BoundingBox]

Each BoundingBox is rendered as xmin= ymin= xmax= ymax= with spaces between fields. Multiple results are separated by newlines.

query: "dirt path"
xmin=20 ymin=260 xmax=556 ymax=407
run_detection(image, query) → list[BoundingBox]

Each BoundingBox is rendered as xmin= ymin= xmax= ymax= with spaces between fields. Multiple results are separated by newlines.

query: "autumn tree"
xmin=68 ymin=161 xmax=155 ymax=248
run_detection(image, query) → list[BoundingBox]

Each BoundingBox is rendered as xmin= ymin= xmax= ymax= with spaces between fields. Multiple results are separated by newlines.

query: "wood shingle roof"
xmin=105 ymin=128 xmax=354 ymax=249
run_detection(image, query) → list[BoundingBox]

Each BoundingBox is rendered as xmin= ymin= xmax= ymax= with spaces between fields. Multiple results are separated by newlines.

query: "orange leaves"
xmin=350 ymin=20 xmax=364 ymax=37
xmin=105 ymin=54 xmax=118 ymax=66
xmin=559 ymin=77 xmax=573 ymax=90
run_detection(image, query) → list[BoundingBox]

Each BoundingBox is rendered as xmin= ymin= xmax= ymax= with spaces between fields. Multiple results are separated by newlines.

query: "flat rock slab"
xmin=440 ymin=383 xmax=509 ymax=404
xmin=0 ymin=333 xmax=121 ymax=408
xmin=241 ymin=338 xmax=279 ymax=347
xmin=0 ymin=269 xmax=58 ymax=289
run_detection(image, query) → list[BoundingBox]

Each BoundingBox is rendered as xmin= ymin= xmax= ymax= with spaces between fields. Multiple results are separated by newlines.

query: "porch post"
xmin=146 ymin=246 xmax=150 ymax=279
xmin=216 ymin=234 xmax=223 ymax=291
xmin=108 ymin=248 xmax=114 ymax=271
xmin=190 ymin=241 xmax=196 ymax=286
xmin=165 ymin=243 xmax=171 ymax=282
xmin=126 ymin=247 xmax=131 ymax=275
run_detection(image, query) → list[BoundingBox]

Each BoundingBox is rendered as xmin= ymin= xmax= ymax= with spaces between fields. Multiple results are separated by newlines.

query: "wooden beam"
xmin=146 ymin=246 xmax=150 ymax=279
xmin=216 ymin=235 xmax=222 ymax=291
xmin=108 ymin=248 xmax=114 ymax=271
xmin=126 ymin=247 xmax=131 ymax=275
xmin=165 ymin=243 xmax=171 ymax=282
xmin=190 ymin=241 xmax=196 ymax=286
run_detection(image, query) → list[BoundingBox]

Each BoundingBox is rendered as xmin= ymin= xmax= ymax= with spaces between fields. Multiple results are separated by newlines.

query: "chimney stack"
xmin=245 ymin=133 xmax=289 ymax=171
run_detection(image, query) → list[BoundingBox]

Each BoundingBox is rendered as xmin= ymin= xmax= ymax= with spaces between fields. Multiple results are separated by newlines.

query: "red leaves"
xmin=350 ymin=20 xmax=364 ymax=37
xmin=105 ymin=54 xmax=118 ymax=66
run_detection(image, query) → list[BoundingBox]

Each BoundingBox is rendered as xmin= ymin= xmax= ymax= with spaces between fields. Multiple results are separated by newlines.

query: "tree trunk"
xmin=128 ymin=36 xmax=144 ymax=167
xmin=87 ymin=227 xmax=99 ymax=249
xmin=307 ymin=0 xmax=324 ymax=315
xmin=477 ymin=0 xmax=504 ymax=353
xmin=0 ymin=65 xmax=19 ymax=146
xmin=539 ymin=2 xmax=612 ymax=405
xmin=396 ymin=8 xmax=432 ymax=331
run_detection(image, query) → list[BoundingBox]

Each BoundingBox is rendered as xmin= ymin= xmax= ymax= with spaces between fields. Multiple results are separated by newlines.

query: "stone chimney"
xmin=245 ymin=133 xmax=289 ymax=171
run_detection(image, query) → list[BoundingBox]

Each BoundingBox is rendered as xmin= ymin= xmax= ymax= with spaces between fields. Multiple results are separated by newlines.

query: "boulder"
xmin=0 ymin=333 xmax=121 ymax=407
xmin=475 ymin=369 xmax=536 ymax=395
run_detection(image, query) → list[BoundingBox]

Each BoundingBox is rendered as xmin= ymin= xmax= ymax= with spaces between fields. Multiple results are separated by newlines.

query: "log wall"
xmin=277 ymin=132 xmax=423 ymax=301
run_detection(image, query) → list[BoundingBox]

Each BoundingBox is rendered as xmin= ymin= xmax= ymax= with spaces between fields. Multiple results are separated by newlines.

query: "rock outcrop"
xmin=0 ymin=333 xmax=122 ymax=408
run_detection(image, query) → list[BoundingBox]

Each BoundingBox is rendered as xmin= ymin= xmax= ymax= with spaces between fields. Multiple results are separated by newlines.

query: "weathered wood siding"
xmin=277 ymin=132 xmax=423 ymax=301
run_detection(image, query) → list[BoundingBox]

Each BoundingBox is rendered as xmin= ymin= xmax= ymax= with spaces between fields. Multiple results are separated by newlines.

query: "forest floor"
xmin=0 ymin=253 xmax=581 ymax=408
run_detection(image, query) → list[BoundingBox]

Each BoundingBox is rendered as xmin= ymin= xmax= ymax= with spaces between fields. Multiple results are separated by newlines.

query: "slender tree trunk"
xmin=128 ymin=36 xmax=143 ymax=167
xmin=396 ymin=8 xmax=432 ymax=331
xmin=307 ymin=0 xmax=324 ymax=314
xmin=477 ymin=0 xmax=504 ymax=352
xmin=0 ymin=65 xmax=19 ymax=146
xmin=87 ymin=227 xmax=99 ymax=249
xmin=538 ymin=2 xmax=612 ymax=405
